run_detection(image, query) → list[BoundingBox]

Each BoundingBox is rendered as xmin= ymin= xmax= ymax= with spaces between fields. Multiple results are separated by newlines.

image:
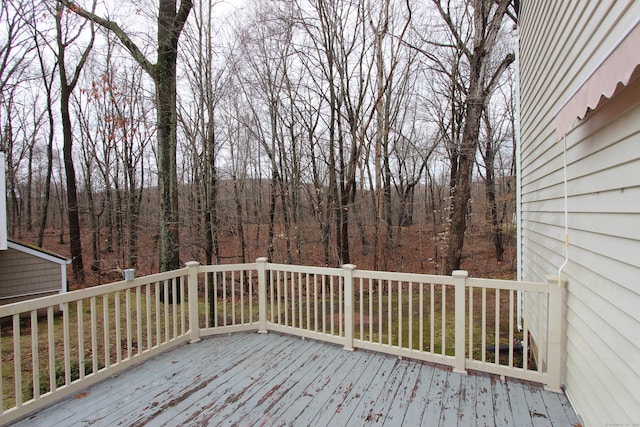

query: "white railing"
xmin=0 ymin=258 xmax=565 ymax=424
xmin=0 ymin=268 xmax=193 ymax=424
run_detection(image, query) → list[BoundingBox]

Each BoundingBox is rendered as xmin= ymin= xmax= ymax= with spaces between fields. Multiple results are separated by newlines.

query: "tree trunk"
xmin=84 ymin=169 xmax=101 ymax=273
xmin=233 ymin=178 xmax=246 ymax=263
xmin=26 ymin=145 xmax=33 ymax=231
xmin=482 ymin=109 xmax=504 ymax=263
xmin=155 ymin=54 xmax=180 ymax=272
xmin=204 ymin=121 xmax=219 ymax=265
xmin=37 ymin=103 xmax=54 ymax=247
xmin=445 ymin=90 xmax=482 ymax=274
xmin=56 ymin=179 xmax=65 ymax=245
xmin=127 ymin=163 xmax=142 ymax=268
xmin=60 ymin=88 xmax=84 ymax=282
xmin=36 ymin=43 xmax=55 ymax=247
xmin=114 ymin=170 xmax=123 ymax=263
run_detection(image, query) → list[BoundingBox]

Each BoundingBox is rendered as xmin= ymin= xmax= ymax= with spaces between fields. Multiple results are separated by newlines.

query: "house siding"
xmin=519 ymin=1 xmax=640 ymax=426
xmin=0 ymin=247 xmax=64 ymax=303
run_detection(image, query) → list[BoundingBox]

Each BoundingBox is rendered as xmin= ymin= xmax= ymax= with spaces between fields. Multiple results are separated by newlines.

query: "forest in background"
xmin=0 ymin=0 xmax=518 ymax=286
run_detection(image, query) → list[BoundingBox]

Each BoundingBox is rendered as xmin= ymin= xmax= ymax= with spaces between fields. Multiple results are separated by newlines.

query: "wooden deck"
xmin=10 ymin=332 xmax=579 ymax=426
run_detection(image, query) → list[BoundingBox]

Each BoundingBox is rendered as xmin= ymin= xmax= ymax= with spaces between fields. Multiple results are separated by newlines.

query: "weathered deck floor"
xmin=11 ymin=332 xmax=579 ymax=426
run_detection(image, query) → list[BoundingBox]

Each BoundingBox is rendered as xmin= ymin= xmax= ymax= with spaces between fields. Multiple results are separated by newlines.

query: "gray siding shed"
xmin=0 ymin=240 xmax=70 ymax=304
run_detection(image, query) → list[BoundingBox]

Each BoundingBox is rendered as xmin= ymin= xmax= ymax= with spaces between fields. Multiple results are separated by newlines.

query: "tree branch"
xmin=430 ymin=0 xmax=472 ymax=60
xmin=68 ymin=11 xmax=95 ymax=90
xmin=483 ymin=0 xmax=513 ymax=51
xmin=174 ymin=0 xmax=193 ymax=39
xmin=56 ymin=0 xmax=156 ymax=79
xmin=500 ymin=0 xmax=519 ymax=24
xmin=483 ymin=52 xmax=514 ymax=98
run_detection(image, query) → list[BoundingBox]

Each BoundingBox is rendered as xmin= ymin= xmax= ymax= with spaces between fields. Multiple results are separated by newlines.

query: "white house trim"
xmin=0 ymin=152 xmax=7 ymax=250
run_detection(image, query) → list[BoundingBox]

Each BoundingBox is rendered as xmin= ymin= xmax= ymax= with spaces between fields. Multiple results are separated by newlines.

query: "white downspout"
xmin=557 ymin=134 xmax=569 ymax=287
xmin=514 ymin=26 xmax=523 ymax=330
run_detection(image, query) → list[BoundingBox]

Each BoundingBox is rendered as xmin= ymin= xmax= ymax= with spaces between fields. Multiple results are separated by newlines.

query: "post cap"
xmin=452 ymin=270 xmax=469 ymax=278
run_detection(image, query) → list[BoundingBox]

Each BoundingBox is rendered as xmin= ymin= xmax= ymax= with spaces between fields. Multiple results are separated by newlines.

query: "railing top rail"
xmin=197 ymin=263 xmax=258 ymax=273
xmin=0 ymin=267 xmax=188 ymax=317
xmin=265 ymin=262 xmax=343 ymax=276
xmin=466 ymin=277 xmax=550 ymax=293
xmin=353 ymin=269 xmax=455 ymax=285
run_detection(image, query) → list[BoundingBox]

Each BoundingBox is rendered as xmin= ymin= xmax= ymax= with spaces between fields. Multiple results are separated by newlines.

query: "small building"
xmin=518 ymin=1 xmax=640 ymax=425
xmin=0 ymin=239 xmax=70 ymax=305
xmin=0 ymin=152 xmax=70 ymax=305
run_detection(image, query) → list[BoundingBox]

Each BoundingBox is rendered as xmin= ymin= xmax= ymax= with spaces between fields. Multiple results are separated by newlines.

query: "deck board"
xmin=275 ymin=343 xmax=358 ymax=423
xmin=341 ymin=356 xmax=400 ymax=425
xmin=525 ymin=386 xmax=554 ymax=427
xmin=492 ymin=376 xmax=516 ymax=426
xmin=206 ymin=339 xmax=321 ymax=425
xmin=506 ymin=380 xmax=534 ymax=427
xmin=421 ymin=365 xmax=448 ymax=423
xmin=10 ymin=332 xmax=578 ymax=427
xmin=301 ymin=350 xmax=374 ymax=425
xmin=241 ymin=340 xmax=352 ymax=425
xmin=457 ymin=373 xmax=478 ymax=425
xmin=367 ymin=358 xmax=409 ymax=426
xmin=381 ymin=358 xmax=422 ymax=426
xmin=230 ymin=340 xmax=328 ymax=425
xmin=399 ymin=362 xmax=434 ymax=424
xmin=439 ymin=369 xmax=462 ymax=425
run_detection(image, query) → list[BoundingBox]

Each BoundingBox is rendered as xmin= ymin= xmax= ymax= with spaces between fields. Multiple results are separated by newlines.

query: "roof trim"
xmin=555 ymin=18 xmax=640 ymax=138
xmin=7 ymin=239 xmax=71 ymax=265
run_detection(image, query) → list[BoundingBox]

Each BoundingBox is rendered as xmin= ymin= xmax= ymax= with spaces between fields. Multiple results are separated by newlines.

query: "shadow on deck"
xmin=11 ymin=332 xmax=579 ymax=426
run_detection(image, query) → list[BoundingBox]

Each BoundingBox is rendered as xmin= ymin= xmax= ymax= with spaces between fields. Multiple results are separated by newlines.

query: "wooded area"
xmin=0 ymin=0 xmax=518 ymax=285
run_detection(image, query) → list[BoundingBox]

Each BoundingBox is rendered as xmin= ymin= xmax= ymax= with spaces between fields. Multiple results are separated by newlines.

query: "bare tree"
xmin=0 ymin=0 xmax=32 ymax=94
xmin=429 ymin=0 xmax=516 ymax=273
xmin=368 ymin=0 xmax=419 ymax=270
xmin=0 ymin=0 xmax=38 ymax=238
xmin=293 ymin=0 xmax=410 ymax=266
xmin=34 ymin=41 xmax=58 ymax=247
xmin=178 ymin=0 xmax=230 ymax=265
xmin=54 ymin=0 xmax=96 ymax=282
xmin=74 ymin=38 xmax=153 ymax=273
xmin=59 ymin=0 xmax=194 ymax=273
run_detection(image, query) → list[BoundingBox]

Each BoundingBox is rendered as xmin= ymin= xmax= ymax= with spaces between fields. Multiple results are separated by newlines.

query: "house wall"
xmin=0 ymin=247 xmax=64 ymax=304
xmin=519 ymin=1 xmax=640 ymax=426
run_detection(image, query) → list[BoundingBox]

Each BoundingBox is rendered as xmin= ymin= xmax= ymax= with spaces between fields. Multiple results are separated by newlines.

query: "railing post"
xmin=452 ymin=270 xmax=468 ymax=374
xmin=342 ymin=264 xmax=356 ymax=351
xmin=186 ymin=261 xmax=201 ymax=344
xmin=546 ymin=275 xmax=566 ymax=392
xmin=257 ymin=257 xmax=269 ymax=334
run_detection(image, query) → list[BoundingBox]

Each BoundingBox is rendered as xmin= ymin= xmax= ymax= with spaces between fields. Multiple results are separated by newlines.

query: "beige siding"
xmin=519 ymin=1 xmax=640 ymax=425
xmin=0 ymin=247 xmax=63 ymax=301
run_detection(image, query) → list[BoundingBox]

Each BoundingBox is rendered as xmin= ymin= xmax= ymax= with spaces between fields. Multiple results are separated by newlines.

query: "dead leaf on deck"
xmin=74 ymin=391 xmax=90 ymax=399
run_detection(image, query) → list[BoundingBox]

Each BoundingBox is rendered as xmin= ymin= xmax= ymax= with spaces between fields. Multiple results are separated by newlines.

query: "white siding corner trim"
xmin=0 ymin=152 xmax=7 ymax=251
xmin=555 ymin=17 xmax=640 ymax=138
